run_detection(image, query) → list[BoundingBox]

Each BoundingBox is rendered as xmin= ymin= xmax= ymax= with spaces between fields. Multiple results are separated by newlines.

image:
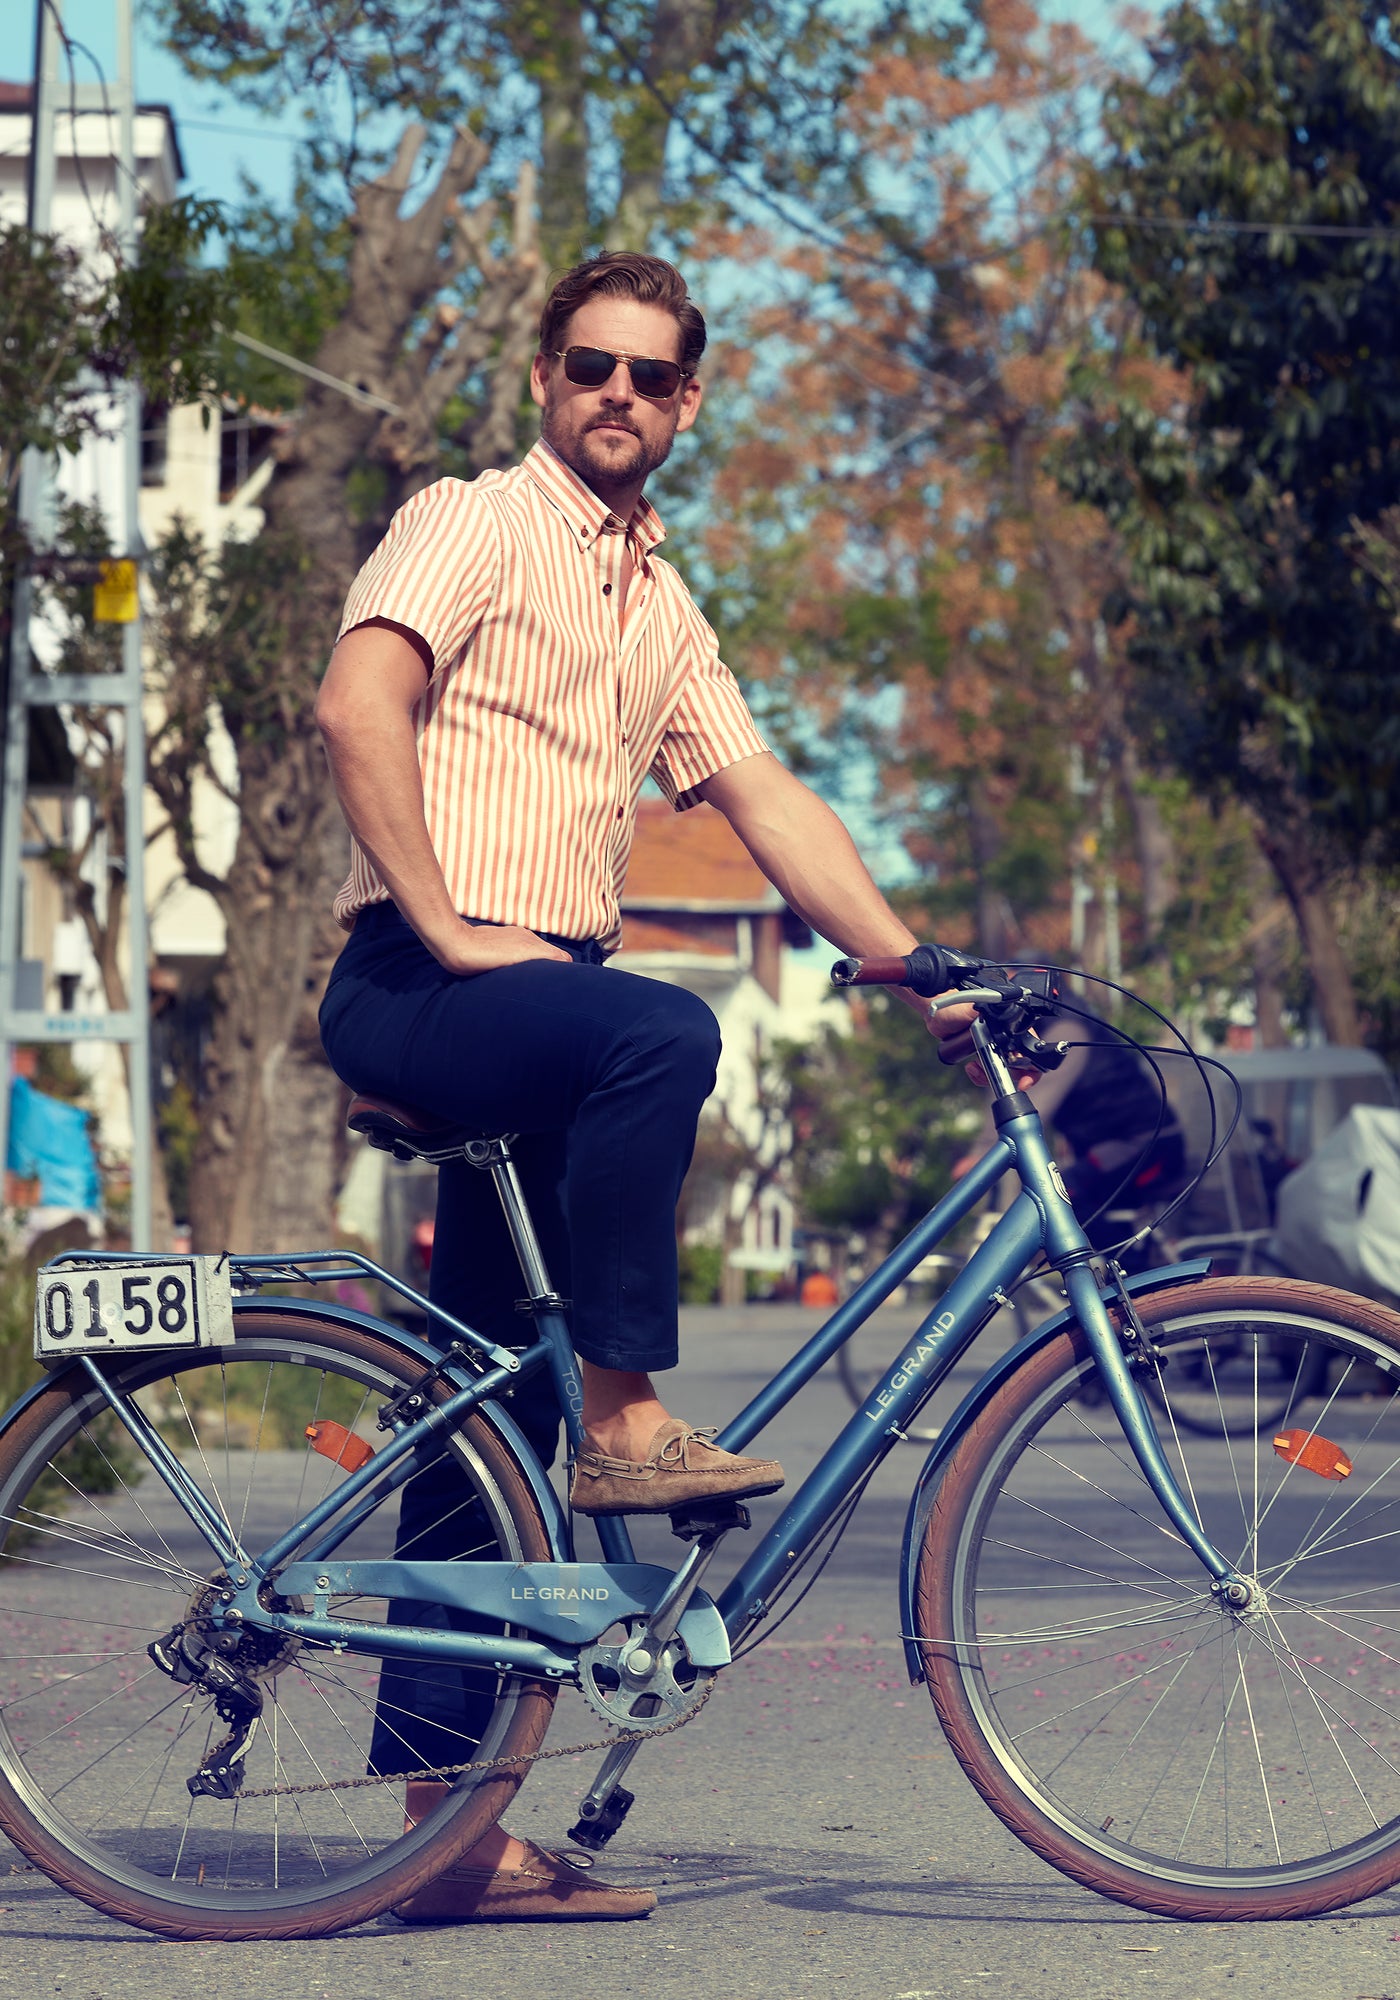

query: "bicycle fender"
xmin=896 ymin=1258 xmax=1211 ymax=1686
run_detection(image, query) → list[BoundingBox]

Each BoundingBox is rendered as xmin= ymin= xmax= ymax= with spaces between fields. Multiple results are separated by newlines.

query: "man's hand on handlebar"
xmin=829 ymin=946 xmax=1047 ymax=1088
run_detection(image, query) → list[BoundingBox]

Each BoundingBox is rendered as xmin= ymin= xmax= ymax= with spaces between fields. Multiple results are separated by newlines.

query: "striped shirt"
xmin=332 ymin=439 xmax=768 ymax=949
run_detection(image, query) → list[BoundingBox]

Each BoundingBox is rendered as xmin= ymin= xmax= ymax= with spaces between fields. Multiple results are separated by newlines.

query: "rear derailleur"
xmin=148 ymin=1614 xmax=263 ymax=1800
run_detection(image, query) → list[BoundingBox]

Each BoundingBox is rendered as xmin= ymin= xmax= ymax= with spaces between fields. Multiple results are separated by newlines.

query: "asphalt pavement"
xmin=3 ymin=1304 xmax=1400 ymax=2000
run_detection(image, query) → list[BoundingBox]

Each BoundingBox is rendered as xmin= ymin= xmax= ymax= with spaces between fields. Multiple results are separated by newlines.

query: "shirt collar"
xmin=525 ymin=438 xmax=667 ymax=556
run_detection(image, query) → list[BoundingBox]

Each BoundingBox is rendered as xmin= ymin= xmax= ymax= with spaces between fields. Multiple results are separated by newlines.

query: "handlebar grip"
xmin=830 ymin=943 xmax=980 ymax=996
xmin=830 ymin=954 xmax=914 ymax=988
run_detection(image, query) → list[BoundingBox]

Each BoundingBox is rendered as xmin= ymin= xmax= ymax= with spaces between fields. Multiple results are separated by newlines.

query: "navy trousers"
xmin=318 ymin=902 xmax=722 ymax=1773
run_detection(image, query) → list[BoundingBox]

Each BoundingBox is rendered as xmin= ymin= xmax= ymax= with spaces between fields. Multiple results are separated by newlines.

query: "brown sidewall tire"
xmin=915 ymin=1276 xmax=1400 ymax=1921
xmin=0 ymin=1311 xmax=558 ymax=1940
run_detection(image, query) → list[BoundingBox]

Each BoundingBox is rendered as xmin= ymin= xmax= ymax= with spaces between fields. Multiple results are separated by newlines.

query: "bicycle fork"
xmin=1060 ymin=1258 xmax=1251 ymax=1607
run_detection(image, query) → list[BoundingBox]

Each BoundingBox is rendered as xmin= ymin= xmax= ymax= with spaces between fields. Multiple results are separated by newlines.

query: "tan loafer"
xmin=393 ymin=1838 xmax=656 ymax=1923
xmin=570 ymin=1418 xmax=784 ymax=1516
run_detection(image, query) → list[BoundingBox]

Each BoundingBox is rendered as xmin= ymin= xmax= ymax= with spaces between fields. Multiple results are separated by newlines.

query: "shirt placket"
xmin=598 ymin=516 xmax=632 ymax=865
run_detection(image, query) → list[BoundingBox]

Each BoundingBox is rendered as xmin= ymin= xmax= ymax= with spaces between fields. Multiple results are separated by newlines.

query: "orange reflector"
xmin=305 ymin=1420 xmax=374 ymax=1473
xmin=1273 ymin=1429 xmax=1352 ymax=1480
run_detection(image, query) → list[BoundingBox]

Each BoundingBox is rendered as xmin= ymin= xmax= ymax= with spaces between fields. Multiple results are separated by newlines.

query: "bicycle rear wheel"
xmin=916 ymin=1277 xmax=1400 ymax=1919
xmin=0 ymin=1306 xmax=556 ymax=1939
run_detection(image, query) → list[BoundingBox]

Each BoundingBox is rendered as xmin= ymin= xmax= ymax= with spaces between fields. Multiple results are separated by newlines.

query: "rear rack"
xmin=39 ymin=1247 xmax=518 ymax=1370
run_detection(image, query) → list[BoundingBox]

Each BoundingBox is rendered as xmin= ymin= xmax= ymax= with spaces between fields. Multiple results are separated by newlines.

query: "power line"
xmin=222 ymin=326 xmax=402 ymax=413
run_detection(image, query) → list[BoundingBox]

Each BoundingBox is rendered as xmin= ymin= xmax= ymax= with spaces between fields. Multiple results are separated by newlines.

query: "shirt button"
xmin=616 ymin=808 xmax=624 ymax=821
xmin=602 ymin=583 xmax=612 ymax=595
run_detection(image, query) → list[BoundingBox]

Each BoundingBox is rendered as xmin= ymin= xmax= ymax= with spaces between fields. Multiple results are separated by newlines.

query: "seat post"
xmin=462 ymin=1139 xmax=555 ymax=1300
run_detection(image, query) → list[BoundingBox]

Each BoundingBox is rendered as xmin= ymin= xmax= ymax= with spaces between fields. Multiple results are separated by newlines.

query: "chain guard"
xmin=576 ymin=1628 xmax=715 ymax=1734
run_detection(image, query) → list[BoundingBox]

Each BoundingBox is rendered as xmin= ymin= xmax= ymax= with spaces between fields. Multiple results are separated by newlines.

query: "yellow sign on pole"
xmin=94 ymin=559 xmax=139 ymax=624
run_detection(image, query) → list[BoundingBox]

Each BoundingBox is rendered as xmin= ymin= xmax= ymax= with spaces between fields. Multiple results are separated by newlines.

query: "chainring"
xmin=576 ymin=1626 xmax=715 ymax=1734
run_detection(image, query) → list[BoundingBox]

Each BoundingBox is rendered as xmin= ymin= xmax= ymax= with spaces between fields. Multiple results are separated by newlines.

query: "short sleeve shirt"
xmin=332 ymin=439 xmax=768 ymax=949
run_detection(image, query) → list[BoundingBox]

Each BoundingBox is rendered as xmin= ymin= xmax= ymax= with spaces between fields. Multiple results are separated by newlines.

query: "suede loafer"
xmin=393 ymin=1839 xmax=657 ymax=1923
xmin=570 ymin=1418 xmax=784 ymax=1516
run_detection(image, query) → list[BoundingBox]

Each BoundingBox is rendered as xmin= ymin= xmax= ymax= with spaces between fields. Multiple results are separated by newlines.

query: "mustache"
xmin=586 ymin=415 xmax=642 ymax=438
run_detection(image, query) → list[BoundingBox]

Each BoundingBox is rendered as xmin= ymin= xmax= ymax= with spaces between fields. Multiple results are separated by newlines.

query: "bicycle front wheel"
xmin=0 ymin=1306 xmax=557 ymax=1939
xmin=916 ymin=1276 xmax=1400 ymax=1919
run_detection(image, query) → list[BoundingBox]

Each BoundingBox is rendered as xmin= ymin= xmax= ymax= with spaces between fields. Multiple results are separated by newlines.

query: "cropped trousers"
xmin=318 ymin=900 xmax=722 ymax=1773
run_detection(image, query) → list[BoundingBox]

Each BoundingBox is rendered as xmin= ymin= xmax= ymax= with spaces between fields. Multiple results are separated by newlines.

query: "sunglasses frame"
xmin=553 ymin=346 xmax=692 ymax=401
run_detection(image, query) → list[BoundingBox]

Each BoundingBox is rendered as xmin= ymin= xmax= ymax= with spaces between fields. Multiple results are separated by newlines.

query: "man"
xmin=316 ymin=252 xmax=949 ymax=1921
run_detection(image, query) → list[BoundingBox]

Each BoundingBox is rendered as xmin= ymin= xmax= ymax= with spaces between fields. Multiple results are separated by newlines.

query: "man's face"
xmin=529 ymin=297 xmax=702 ymax=502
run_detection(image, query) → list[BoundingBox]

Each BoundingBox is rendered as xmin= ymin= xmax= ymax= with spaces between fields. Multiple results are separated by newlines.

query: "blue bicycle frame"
xmin=53 ymin=1088 xmax=1245 ymax=1688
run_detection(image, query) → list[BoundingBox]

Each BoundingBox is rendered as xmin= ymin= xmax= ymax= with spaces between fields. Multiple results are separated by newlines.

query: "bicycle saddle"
xmin=346 ymin=1093 xmax=511 ymax=1162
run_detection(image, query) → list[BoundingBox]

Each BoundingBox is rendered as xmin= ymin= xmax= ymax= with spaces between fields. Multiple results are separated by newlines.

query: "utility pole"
xmin=0 ymin=0 xmax=154 ymax=1248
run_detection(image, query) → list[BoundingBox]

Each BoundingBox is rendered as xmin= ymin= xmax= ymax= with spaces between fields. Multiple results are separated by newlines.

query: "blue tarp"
xmin=5 ymin=1075 xmax=100 ymax=1210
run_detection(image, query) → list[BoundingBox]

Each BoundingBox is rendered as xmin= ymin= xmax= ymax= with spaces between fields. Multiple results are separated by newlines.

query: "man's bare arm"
xmin=695 ymin=753 xmax=976 ymax=1049
xmin=696 ymin=754 xmax=919 ymax=959
xmin=315 ymin=620 xmax=567 ymax=974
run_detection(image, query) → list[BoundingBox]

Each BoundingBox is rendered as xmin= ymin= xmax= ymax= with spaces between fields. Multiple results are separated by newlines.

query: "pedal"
xmin=668 ymin=1498 xmax=751 ymax=1543
xmin=566 ymin=1785 xmax=635 ymax=1852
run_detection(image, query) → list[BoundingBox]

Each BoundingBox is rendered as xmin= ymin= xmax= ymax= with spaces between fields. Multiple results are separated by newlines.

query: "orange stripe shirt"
xmin=333 ymin=440 xmax=768 ymax=949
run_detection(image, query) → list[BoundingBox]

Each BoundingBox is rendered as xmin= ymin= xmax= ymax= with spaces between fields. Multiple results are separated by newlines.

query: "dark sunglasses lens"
xmin=629 ymin=358 xmax=682 ymax=398
xmin=563 ymin=347 xmax=616 ymax=387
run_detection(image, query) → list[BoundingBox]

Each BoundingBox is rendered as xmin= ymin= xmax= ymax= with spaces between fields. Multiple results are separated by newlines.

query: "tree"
xmin=1064 ymin=0 xmax=1400 ymax=1043
xmin=695 ymin=3 xmax=1181 ymax=984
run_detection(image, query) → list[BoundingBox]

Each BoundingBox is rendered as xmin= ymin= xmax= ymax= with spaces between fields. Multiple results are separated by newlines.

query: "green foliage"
xmin=0 ymin=226 xmax=105 ymax=499
xmin=149 ymin=0 xmax=945 ymax=259
xmin=0 ymin=1247 xmax=38 ymax=1417
xmin=780 ymin=995 xmax=981 ymax=1255
xmin=678 ymin=1240 xmax=723 ymax=1305
xmin=1 ymin=202 xmax=253 ymax=544
xmin=158 ymin=1079 xmax=200 ymax=1225
xmin=102 ymin=195 xmax=248 ymax=410
xmin=0 ymin=1249 xmax=138 ymax=1506
xmin=215 ymin=175 xmax=354 ymax=410
xmin=1066 ymin=0 xmax=1400 ymax=866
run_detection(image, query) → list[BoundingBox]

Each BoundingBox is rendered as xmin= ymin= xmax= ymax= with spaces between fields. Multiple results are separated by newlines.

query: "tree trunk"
xmin=1252 ymin=819 xmax=1363 ymax=1047
xmin=186 ymin=711 xmax=342 ymax=1253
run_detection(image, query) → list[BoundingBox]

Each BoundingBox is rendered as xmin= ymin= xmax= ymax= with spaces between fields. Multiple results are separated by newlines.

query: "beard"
xmin=540 ymin=393 xmax=677 ymax=498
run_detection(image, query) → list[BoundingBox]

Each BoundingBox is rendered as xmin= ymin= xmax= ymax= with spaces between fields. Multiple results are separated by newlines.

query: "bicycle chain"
xmin=234 ymin=1669 xmax=716 ymax=1801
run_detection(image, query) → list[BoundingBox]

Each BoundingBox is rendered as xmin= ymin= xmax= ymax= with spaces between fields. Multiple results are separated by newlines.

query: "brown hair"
xmin=538 ymin=252 xmax=707 ymax=375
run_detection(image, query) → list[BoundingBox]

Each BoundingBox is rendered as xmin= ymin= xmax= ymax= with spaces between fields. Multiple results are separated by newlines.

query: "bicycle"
xmin=5 ymin=942 xmax=1400 ymax=1938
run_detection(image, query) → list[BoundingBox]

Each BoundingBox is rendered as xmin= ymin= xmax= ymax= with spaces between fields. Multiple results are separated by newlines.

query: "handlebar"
xmin=830 ymin=944 xmax=1068 ymax=1074
xmin=830 ymin=943 xmax=985 ymax=997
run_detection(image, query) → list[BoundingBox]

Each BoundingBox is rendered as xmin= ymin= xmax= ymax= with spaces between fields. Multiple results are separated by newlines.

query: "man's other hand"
xmin=434 ymin=923 xmax=571 ymax=976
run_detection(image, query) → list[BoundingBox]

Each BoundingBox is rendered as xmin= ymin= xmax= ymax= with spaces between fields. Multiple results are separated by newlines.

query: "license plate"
xmin=34 ymin=1258 xmax=236 ymax=1360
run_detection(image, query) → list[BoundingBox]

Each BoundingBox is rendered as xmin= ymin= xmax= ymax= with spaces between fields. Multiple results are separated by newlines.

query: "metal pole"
xmin=114 ymin=0 xmax=152 ymax=1249
xmin=0 ymin=0 xmax=60 ymax=1198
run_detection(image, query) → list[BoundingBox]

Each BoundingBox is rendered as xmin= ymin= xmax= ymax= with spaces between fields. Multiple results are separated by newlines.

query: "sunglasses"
xmin=554 ymin=346 xmax=691 ymax=400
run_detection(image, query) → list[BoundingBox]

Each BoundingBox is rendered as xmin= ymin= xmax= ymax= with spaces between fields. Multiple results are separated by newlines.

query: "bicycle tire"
xmin=915 ymin=1276 xmax=1400 ymax=1919
xmin=0 ymin=1305 xmax=557 ymax=1940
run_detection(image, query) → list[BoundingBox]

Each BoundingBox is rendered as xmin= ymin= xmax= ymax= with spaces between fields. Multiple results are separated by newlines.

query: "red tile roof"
xmin=622 ymin=798 xmax=782 ymax=911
